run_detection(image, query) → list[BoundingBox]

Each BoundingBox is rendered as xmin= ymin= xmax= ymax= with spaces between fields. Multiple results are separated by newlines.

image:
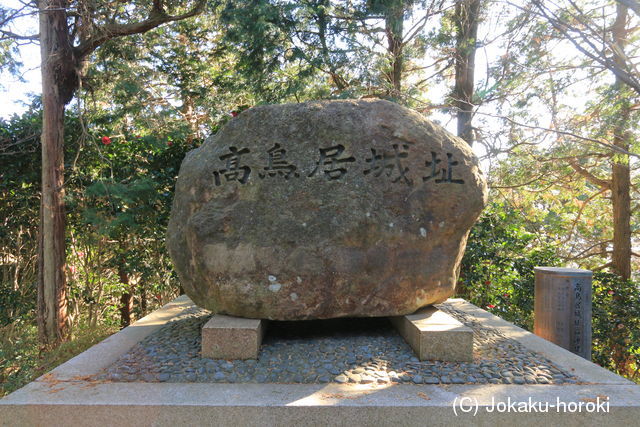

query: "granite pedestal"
xmin=2 ymin=295 xmax=639 ymax=426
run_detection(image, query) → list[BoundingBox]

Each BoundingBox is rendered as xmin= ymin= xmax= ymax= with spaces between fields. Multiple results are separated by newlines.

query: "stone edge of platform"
xmin=40 ymin=295 xmax=194 ymax=381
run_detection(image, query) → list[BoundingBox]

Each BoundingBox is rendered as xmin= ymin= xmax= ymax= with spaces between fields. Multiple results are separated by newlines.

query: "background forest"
xmin=1 ymin=0 xmax=639 ymax=395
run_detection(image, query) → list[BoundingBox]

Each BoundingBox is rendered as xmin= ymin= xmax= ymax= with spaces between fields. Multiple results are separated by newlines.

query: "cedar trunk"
xmin=611 ymin=3 xmax=632 ymax=280
xmin=611 ymin=141 xmax=631 ymax=280
xmin=385 ymin=0 xmax=404 ymax=95
xmin=454 ymin=0 xmax=481 ymax=146
xmin=118 ymin=266 xmax=133 ymax=328
xmin=37 ymin=0 xmax=75 ymax=345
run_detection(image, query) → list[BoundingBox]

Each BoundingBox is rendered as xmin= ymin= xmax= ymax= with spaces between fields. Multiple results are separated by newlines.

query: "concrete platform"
xmin=389 ymin=306 xmax=473 ymax=361
xmin=1 ymin=295 xmax=639 ymax=426
xmin=202 ymin=314 xmax=267 ymax=359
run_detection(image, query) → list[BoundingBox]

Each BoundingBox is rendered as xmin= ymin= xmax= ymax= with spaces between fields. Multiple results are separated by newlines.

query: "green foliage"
xmin=0 ymin=100 xmax=194 ymax=395
xmin=0 ymin=105 xmax=42 ymax=325
xmin=591 ymin=272 xmax=640 ymax=379
xmin=66 ymin=111 xmax=195 ymax=325
xmin=0 ymin=282 xmax=35 ymax=327
xmin=458 ymin=202 xmax=560 ymax=330
xmin=0 ymin=99 xmax=190 ymax=332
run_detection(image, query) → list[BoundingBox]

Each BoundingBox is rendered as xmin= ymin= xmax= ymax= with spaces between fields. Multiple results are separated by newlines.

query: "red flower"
xmin=503 ymin=293 xmax=509 ymax=298
xmin=487 ymin=304 xmax=496 ymax=309
xmin=608 ymin=290 xmax=615 ymax=296
xmin=101 ymin=136 xmax=111 ymax=145
xmin=484 ymin=280 xmax=491 ymax=285
xmin=231 ymin=111 xmax=239 ymax=117
xmin=167 ymin=141 xmax=173 ymax=147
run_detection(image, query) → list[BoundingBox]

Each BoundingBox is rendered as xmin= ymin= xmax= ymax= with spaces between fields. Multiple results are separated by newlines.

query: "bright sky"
xmin=0 ymin=0 xmax=40 ymax=119
xmin=0 ymin=44 xmax=40 ymax=119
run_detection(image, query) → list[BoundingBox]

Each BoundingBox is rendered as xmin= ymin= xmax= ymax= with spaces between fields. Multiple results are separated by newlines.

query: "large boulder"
xmin=167 ymin=99 xmax=487 ymax=320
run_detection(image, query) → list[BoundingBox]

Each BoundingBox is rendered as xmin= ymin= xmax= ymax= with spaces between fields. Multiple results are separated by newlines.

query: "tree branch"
xmin=489 ymin=174 xmax=546 ymax=189
xmin=471 ymin=110 xmax=640 ymax=158
xmin=0 ymin=29 xmax=39 ymax=41
xmin=75 ymin=0 xmax=205 ymax=58
xmin=530 ymin=0 xmax=640 ymax=96
xmin=0 ymin=133 xmax=39 ymax=155
xmin=568 ymin=158 xmax=612 ymax=190
xmin=592 ymin=261 xmax=613 ymax=271
xmin=617 ymin=0 xmax=640 ymax=17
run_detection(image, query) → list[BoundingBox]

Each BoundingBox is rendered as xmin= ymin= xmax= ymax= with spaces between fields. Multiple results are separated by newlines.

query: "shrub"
xmin=457 ymin=202 xmax=559 ymax=330
xmin=592 ymin=272 xmax=640 ymax=380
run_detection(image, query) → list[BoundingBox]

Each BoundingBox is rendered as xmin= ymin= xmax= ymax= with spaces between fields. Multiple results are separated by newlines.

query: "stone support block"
xmin=202 ymin=315 xmax=267 ymax=360
xmin=390 ymin=306 xmax=473 ymax=362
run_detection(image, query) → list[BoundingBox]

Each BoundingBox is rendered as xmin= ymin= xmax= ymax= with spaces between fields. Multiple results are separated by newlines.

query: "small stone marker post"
xmin=534 ymin=267 xmax=592 ymax=360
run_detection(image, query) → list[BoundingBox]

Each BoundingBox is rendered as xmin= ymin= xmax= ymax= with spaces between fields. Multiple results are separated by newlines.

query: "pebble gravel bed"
xmin=93 ymin=304 xmax=578 ymax=385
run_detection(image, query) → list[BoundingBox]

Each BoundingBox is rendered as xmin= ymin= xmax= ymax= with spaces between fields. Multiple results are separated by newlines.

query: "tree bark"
xmin=37 ymin=0 xmax=76 ymax=345
xmin=453 ymin=0 xmax=481 ymax=146
xmin=317 ymin=0 xmax=348 ymax=91
xmin=384 ymin=0 xmax=404 ymax=96
xmin=611 ymin=121 xmax=631 ymax=280
xmin=140 ymin=283 xmax=147 ymax=315
xmin=34 ymin=0 xmax=206 ymax=346
xmin=118 ymin=265 xmax=133 ymax=328
xmin=181 ymin=95 xmax=198 ymax=143
xmin=610 ymin=3 xmax=632 ymax=280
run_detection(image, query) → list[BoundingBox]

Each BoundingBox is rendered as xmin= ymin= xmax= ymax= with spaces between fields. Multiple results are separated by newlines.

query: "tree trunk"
xmin=181 ymin=95 xmax=198 ymax=143
xmin=118 ymin=266 xmax=133 ymax=328
xmin=611 ymin=3 xmax=632 ymax=280
xmin=316 ymin=0 xmax=348 ymax=91
xmin=34 ymin=0 xmax=205 ymax=343
xmin=385 ymin=0 xmax=404 ymax=96
xmin=611 ymin=135 xmax=631 ymax=280
xmin=37 ymin=0 xmax=76 ymax=345
xmin=140 ymin=283 xmax=147 ymax=314
xmin=607 ymin=2 xmax=633 ymax=377
xmin=453 ymin=0 xmax=481 ymax=146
